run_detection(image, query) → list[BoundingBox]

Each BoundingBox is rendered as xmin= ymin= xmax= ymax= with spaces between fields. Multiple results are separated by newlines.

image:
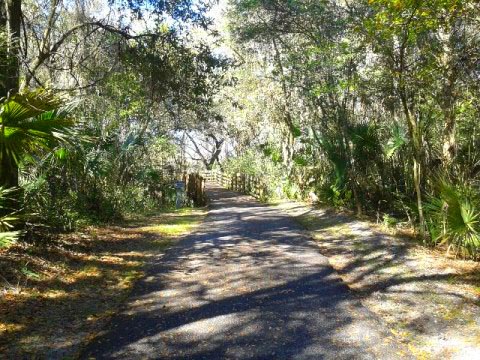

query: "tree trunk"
xmin=0 ymin=0 xmax=22 ymax=215
xmin=439 ymin=11 xmax=460 ymax=169
xmin=441 ymin=69 xmax=457 ymax=167
xmin=396 ymin=29 xmax=426 ymax=239
xmin=0 ymin=0 xmax=22 ymax=186
xmin=0 ymin=146 xmax=18 ymax=187
xmin=0 ymin=0 xmax=21 ymax=99
xmin=0 ymin=143 xmax=20 ymax=214
xmin=272 ymin=37 xmax=297 ymax=170
xmin=399 ymin=88 xmax=426 ymax=240
xmin=0 ymin=1 xmax=6 ymax=97
xmin=442 ymin=110 xmax=456 ymax=167
xmin=186 ymin=132 xmax=224 ymax=171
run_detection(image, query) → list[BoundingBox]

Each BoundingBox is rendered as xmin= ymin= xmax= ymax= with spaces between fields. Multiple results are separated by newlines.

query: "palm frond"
xmin=425 ymin=177 xmax=480 ymax=258
xmin=350 ymin=123 xmax=382 ymax=164
xmin=0 ymin=231 xmax=21 ymax=248
xmin=384 ymin=122 xmax=407 ymax=159
xmin=0 ymin=90 xmax=76 ymax=166
xmin=0 ymin=187 xmax=21 ymax=247
xmin=0 ymin=90 xmax=61 ymax=126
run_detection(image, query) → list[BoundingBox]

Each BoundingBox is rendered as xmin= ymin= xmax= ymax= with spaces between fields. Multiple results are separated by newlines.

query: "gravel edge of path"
xmin=274 ymin=200 xmax=480 ymax=360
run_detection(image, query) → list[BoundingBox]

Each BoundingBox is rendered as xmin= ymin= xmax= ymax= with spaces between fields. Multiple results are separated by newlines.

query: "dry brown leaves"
xmin=0 ymin=209 xmax=205 ymax=358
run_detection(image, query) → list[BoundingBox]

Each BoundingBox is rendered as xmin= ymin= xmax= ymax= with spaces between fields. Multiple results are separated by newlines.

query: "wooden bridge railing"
xmin=202 ymin=169 xmax=268 ymax=200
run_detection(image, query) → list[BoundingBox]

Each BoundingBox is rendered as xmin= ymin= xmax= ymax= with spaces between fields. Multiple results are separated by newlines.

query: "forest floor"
xmin=0 ymin=208 xmax=206 ymax=358
xmin=274 ymin=201 xmax=480 ymax=360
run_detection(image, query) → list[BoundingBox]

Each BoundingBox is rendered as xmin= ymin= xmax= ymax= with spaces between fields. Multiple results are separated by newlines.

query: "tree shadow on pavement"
xmin=81 ymin=186 xmax=409 ymax=359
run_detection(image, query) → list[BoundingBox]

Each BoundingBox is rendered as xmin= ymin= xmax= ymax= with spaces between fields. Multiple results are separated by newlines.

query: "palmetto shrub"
xmin=0 ymin=90 xmax=76 ymax=188
xmin=425 ymin=178 xmax=480 ymax=259
xmin=0 ymin=187 xmax=22 ymax=248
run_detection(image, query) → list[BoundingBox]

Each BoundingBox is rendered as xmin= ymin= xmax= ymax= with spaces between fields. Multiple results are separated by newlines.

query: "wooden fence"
xmin=203 ymin=169 xmax=268 ymax=200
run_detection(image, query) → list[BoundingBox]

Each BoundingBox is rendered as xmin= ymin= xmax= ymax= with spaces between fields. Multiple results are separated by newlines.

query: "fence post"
xmin=186 ymin=173 xmax=206 ymax=206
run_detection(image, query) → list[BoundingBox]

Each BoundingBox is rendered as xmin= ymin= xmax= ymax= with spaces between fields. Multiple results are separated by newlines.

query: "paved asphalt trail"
xmin=81 ymin=185 xmax=408 ymax=359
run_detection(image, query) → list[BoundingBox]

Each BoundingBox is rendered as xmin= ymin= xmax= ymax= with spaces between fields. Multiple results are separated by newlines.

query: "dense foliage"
xmin=0 ymin=0 xmax=479 ymax=258
xmin=0 ymin=0 xmax=227 ymax=239
xmin=222 ymin=0 xmax=480 ymax=258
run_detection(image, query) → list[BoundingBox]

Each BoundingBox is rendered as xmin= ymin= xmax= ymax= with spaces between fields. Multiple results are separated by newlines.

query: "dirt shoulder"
xmin=275 ymin=201 xmax=480 ymax=360
xmin=0 ymin=208 xmax=206 ymax=359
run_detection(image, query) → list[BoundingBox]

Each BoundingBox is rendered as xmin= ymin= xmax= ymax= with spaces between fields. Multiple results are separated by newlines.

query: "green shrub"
xmin=0 ymin=187 xmax=22 ymax=248
xmin=425 ymin=178 xmax=480 ymax=259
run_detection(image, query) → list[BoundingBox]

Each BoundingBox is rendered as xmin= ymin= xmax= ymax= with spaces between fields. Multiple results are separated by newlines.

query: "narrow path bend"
xmin=82 ymin=185 xmax=408 ymax=359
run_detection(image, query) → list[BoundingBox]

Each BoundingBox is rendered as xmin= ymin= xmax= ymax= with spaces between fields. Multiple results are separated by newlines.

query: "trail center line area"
xmin=81 ymin=185 xmax=409 ymax=359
